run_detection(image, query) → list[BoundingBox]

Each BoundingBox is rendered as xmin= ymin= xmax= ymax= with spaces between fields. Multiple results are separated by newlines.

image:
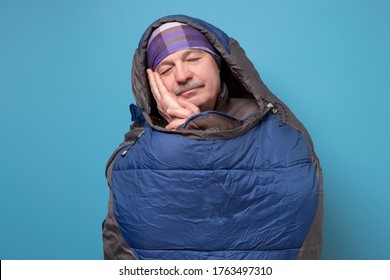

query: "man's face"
xmin=155 ymin=49 xmax=221 ymax=112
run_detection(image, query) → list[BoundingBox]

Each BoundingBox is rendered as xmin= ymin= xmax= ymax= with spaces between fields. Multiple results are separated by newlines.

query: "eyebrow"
xmin=155 ymin=49 xmax=205 ymax=71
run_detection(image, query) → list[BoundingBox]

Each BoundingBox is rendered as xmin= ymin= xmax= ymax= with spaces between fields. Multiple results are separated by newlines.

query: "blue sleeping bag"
xmin=102 ymin=14 xmax=323 ymax=260
xmin=111 ymin=111 xmax=319 ymax=259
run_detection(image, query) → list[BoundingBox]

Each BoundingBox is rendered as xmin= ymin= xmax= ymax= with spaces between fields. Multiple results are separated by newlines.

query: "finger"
xmin=152 ymin=71 xmax=184 ymax=112
xmin=147 ymin=69 xmax=161 ymax=100
xmin=166 ymin=118 xmax=187 ymax=131
xmin=177 ymin=98 xmax=201 ymax=114
xmin=153 ymin=71 xmax=171 ymax=99
xmin=166 ymin=107 xmax=193 ymax=119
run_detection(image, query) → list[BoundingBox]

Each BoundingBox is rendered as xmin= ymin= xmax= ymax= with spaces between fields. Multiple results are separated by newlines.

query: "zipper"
xmin=105 ymin=131 xmax=144 ymax=177
xmin=267 ymin=102 xmax=278 ymax=114
xmin=121 ymin=131 xmax=144 ymax=157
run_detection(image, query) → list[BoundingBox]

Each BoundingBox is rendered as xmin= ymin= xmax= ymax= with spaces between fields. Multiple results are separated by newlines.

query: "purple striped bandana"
xmin=147 ymin=22 xmax=221 ymax=70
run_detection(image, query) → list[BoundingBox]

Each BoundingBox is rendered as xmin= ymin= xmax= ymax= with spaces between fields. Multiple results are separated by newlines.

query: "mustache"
xmin=174 ymin=82 xmax=205 ymax=96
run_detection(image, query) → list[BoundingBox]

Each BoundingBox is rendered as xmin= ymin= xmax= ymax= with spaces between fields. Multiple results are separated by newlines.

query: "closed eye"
xmin=187 ymin=57 xmax=201 ymax=62
xmin=159 ymin=67 xmax=173 ymax=76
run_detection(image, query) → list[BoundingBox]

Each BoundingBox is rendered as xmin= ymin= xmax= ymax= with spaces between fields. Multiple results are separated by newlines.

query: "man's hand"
xmin=147 ymin=69 xmax=200 ymax=130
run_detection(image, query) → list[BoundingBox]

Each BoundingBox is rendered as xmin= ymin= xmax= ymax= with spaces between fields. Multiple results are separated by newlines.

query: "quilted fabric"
xmin=111 ymin=112 xmax=319 ymax=259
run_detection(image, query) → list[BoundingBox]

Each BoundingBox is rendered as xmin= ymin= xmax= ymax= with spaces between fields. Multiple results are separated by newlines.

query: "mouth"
xmin=174 ymin=83 xmax=205 ymax=96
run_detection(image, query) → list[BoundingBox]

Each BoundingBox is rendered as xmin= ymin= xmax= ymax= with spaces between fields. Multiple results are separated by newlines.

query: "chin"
xmin=185 ymin=97 xmax=202 ymax=108
xmin=186 ymin=95 xmax=215 ymax=112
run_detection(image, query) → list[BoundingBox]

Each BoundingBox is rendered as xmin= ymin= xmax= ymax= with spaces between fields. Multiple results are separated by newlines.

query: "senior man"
xmin=103 ymin=15 xmax=323 ymax=260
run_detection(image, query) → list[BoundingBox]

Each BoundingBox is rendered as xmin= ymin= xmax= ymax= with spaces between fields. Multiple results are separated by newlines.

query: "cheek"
xmin=211 ymin=76 xmax=221 ymax=92
xmin=160 ymin=76 xmax=174 ymax=92
xmin=206 ymin=71 xmax=221 ymax=95
xmin=204 ymin=62 xmax=220 ymax=90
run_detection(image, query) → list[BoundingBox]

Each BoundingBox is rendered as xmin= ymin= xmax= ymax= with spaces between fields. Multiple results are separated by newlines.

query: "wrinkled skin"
xmin=147 ymin=49 xmax=221 ymax=130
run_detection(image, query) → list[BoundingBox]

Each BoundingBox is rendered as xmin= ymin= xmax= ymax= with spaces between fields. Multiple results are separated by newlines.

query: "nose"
xmin=175 ymin=62 xmax=192 ymax=84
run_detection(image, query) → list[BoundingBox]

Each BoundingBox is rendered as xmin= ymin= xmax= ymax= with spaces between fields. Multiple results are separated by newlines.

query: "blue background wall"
xmin=1 ymin=0 xmax=389 ymax=259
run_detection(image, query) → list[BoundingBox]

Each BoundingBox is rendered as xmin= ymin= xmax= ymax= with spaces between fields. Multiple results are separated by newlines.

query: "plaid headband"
xmin=147 ymin=22 xmax=221 ymax=70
